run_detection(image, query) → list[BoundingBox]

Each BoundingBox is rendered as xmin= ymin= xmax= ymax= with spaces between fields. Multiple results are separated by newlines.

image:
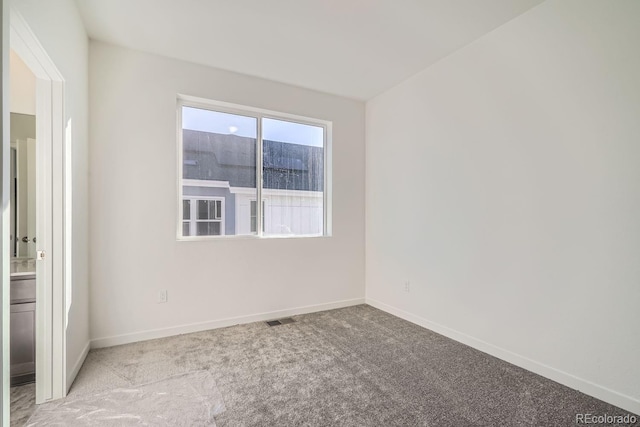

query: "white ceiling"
xmin=75 ymin=0 xmax=543 ymax=100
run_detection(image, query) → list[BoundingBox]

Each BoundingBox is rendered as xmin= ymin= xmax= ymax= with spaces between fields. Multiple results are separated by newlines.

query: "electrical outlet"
xmin=404 ymin=280 xmax=410 ymax=293
xmin=157 ymin=290 xmax=168 ymax=304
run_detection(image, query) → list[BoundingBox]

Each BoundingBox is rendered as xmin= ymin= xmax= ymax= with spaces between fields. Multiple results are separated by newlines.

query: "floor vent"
xmin=266 ymin=317 xmax=295 ymax=327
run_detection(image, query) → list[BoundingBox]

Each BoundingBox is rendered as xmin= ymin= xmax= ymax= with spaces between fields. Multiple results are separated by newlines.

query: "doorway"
xmin=8 ymin=47 xmax=37 ymax=425
xmin=5 ymin=7 xmax=68 ymax=423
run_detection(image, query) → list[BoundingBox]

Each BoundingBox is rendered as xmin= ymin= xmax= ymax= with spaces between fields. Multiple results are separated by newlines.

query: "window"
xmin=178 ymin=97 xmax=330 ymax=239
xmin=182 ymin=198 xmax=224 ymax=236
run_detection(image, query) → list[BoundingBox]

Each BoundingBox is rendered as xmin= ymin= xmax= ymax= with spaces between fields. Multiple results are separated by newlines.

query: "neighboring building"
xmin=182 ymin=129 xmax=324 ymax=236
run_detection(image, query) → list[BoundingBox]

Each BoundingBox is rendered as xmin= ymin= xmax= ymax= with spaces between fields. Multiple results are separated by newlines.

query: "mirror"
xmin=10 ymin=112 xmax=36 ymax=258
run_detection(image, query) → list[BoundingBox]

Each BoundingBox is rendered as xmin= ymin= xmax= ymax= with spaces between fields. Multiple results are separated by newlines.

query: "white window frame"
xmin=177 ymin=95 xmax=332 ymax=240
xmin=182 ymin=197 xmax=225 ymax=237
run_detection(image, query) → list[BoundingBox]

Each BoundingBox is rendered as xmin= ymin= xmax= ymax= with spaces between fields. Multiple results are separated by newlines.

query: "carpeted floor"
xmin=13 ymin=305 xmax=639 ymax=426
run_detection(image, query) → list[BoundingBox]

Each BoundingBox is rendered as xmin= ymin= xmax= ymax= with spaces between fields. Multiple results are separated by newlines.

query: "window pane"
xmin=180 ymin=104 xmax=328 ymax=239
xmin=183 ymin=200 xmax=191 ymax=221
xmin=182 ymin=106 xmax=257 ymax=236
xmin=262 ymin=118 xmax=324 ymax=236
xmin=197 ymin=200 xmax=211 ymax=220
xmin=196 ymin=222 xmax=221 ymax=236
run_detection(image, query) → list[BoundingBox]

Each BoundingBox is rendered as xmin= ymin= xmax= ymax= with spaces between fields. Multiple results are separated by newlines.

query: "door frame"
xmin=1 ymin=0 xmax=10 ymax=423
xmin=7 ymin=7 xmax=67 ymax=406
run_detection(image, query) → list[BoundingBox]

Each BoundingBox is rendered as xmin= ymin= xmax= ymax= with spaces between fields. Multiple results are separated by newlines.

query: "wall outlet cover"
xmin=157 ymin=290 xmax=168 ymax=303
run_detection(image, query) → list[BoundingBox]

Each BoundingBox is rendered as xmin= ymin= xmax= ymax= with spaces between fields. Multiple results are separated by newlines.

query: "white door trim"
xmin=1 ymin=0 xmax=11 ymax=424
xmin=9 ymin=7 xmax=67 ymax=404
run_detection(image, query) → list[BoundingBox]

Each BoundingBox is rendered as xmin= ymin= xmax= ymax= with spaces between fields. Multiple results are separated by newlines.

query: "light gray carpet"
xmin=15 ymin=305 xmax=640 ymax=426
xmin=27 ymin=371 xmax=224 ymax=426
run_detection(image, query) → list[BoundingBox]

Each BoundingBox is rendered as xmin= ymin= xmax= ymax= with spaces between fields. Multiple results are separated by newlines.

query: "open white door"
xmin=14 ymin=137 xmax=35 ymax=258
xmin=25 ymin=137 xmax=35 ymax=259
xmin=34 ymin=77 xmax=55 ymax=403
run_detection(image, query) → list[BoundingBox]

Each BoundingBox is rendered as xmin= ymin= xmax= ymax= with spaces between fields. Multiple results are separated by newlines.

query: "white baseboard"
xmin=91 ymin=298 xmax=365 ymax=349
xmin=66 ymin=340 xmax=90 ymax=394
xmin=366 ymin=298 xmax=640 ymax=416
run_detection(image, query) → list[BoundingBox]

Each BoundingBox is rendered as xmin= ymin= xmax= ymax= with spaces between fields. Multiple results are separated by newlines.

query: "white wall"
xmin=12 ymin=0 xmax=90 ymax=388
xmin=89 ymin=42 xmax=365 ymax=345
xmin=9 ymin=49 xmax=34 ymax=115
xmin=366 ymin=0 xmax=640 ymax=415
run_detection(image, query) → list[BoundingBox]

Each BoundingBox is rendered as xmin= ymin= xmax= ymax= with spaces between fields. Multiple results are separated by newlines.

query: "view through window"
xmin=179 ymin=101 xmax=328 ymax=238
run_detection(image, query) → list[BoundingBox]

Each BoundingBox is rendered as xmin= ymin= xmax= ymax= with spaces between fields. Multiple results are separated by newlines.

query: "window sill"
xmin=177 ymin=233 xmax=331 ymax=242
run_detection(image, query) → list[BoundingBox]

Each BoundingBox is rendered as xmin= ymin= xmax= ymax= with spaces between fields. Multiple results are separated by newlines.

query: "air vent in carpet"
xmin=266 ymin=318 xmax=295 ymax=327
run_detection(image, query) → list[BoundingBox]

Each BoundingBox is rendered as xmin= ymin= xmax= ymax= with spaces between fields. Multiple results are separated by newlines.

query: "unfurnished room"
xmin=1 ymin=0 xmax=639 ymax=426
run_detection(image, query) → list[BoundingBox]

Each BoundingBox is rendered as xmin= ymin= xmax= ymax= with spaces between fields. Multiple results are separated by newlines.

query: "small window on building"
xmin=178 ymin=97 xmax=330 ymax=239
xmin=182 ymin=198 xmax=224 ymax=236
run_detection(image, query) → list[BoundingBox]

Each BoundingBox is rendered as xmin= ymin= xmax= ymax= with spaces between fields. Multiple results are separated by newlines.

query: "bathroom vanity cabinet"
xmin=10 ymin=272 xmax=36 ymax=385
